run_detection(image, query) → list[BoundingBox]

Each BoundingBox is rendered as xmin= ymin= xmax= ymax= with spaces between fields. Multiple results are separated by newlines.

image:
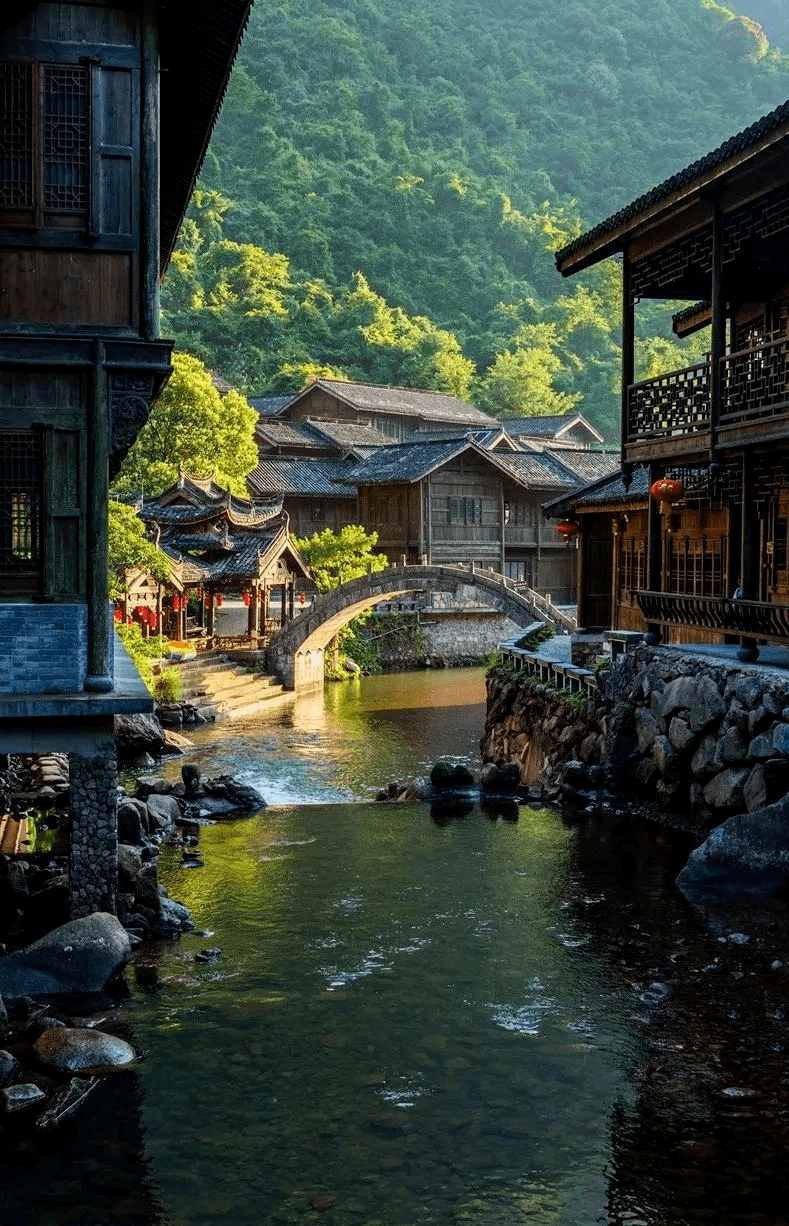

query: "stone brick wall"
xmin=69 ymin=746 xmax=118 ymax=917
xmin=0 ymin=604 xmax=88 ymax=693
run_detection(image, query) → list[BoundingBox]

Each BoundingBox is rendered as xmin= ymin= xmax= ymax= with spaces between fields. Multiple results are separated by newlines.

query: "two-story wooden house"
xmin=0 ymin=0 xmax=253 ymax=915
xmin=554 ymin=99 xmax=789 ymax=660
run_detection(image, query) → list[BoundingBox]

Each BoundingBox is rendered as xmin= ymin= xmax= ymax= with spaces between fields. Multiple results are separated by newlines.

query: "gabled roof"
xmin=555 ymin=99 xmax=789 ymax=276
xmin=247 ymin=458 xmax=358 ymax=498
xmin=543 ymin=466 xmax=650 ymax=518
xmin=140 ymin=475 xmax=283 ymax=528
xmin=348 ymin=437 xmax=579 ymax=491
xmin=288 ymin=378 xmax=497 ymax=426
xmin=159 ymin=1 xmax=254 ymax=272
xmin=501 ymin=413 xmax=605 ymax=444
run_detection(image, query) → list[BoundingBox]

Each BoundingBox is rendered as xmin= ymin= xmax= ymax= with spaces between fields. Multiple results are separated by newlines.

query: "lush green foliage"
xmin=115 ymin=624 xmax=168 ymax=691
xmin=293 ymin=524 xmax=388 ymax=591
xmin=112 ymin=352 xmax=259 ymax=497
xmin=107 ymin=501 xmax=170 ymax=600
xmin=153 ymin=670 xmax=182 ymax=703
xmin=160 ymin=0 xmax=789 ymax=438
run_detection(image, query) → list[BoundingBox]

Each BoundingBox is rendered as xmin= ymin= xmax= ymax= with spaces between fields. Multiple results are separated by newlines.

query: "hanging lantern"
xmin=172 ymin=595 xmax=179 ymax=612
xmin=135 ymin=604 xmax=147 ymax=620
xmin=196 ymin=586 xmax=203 ymax=600
xmin=127 ymin=614 xmax=133 ymax=624
xmin=216 ymin=592 xmax=223 ymax=607
xmin=113 ymin=608 xmax=123 ymax=622
xmin=650 ymin=477 xmax=685 ymax=514
xmin=556 ymin=520 xmax=581 ymax=545
xmin=149 ymin=611 xmax=158 ymax=631
xmin=243 ymin=590 xmax=251 ymax=607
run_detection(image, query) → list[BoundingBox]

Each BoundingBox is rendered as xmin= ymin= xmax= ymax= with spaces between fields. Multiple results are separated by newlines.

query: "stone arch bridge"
xmin=267 ymin=563 xmax=567 ymax=690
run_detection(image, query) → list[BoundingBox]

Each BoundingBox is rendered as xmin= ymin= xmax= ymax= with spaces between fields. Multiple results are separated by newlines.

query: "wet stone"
xmin=1 ymin=1083 xmax=45 ymax=1112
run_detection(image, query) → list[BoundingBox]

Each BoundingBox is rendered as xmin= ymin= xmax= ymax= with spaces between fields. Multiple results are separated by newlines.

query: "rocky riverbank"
xmin=482 ymin=644 xmax=789 ymax=895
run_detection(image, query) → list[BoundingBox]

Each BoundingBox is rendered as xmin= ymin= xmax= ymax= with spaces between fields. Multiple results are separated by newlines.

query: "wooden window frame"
xmin=0 ymin=60 xmax=89 ymax=231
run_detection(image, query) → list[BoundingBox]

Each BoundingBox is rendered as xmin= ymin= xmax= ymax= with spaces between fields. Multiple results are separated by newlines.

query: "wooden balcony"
xmin=635 ymin=590 xmax=789 ymax=647
xmin=625 ymin=334 xmax=789 ymax=463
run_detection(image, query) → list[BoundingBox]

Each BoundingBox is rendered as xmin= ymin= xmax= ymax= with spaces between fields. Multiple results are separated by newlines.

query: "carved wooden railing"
xmin=635 ymin=590 xmax=789 ymax=643
xmin=721 ymin=333 xmax=789 ymax=424
xmin=627 ymin=360 xmax=710 ymax=442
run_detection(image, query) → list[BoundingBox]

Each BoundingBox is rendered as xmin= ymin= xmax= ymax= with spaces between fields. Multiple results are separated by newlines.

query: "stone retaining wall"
xmin=482 ymin=645 xmax=789 ymax=832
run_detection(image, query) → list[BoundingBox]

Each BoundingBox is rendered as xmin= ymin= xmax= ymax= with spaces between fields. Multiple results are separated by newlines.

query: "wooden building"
xmin=281 ymin=378 xmax=499 ymax=441
xmin=554 ymin=98 xmax=789 ymax=659
xmin=347 ymin=433 xmax=601 ymax=600
xmin=0 ymin=0 xmax=253 ymax=915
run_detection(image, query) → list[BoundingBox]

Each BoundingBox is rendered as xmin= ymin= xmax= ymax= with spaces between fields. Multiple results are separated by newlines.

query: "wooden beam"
xmin=85 ymin=341 xmax=112 ymax=691
xmin=621 ymin=248 xmax=634 ymax=461
xmin=140 ymin=0 xmax=160 ymax=341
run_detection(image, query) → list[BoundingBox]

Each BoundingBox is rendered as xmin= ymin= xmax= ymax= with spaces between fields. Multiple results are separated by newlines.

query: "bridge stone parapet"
xmin=267 ymin=564 xmax=561 ymax=690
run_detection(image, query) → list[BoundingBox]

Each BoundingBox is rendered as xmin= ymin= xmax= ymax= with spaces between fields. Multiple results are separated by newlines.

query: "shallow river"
xmin=5 ymin=669 xmax=789 ymax=1226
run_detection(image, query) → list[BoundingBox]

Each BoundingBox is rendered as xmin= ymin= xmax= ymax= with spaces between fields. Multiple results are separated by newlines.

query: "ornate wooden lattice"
xmin=721 ymin=332 xmax=789 ymax=423
xmin=43 ymin=65 xmax=88 ymax=211
xmin=631 ymin=183 xmax=789 ymax=301
xmin=627 ymin=360 xmax=710 ymax=441
xmin=0 ymin=431 xmax=41 ymax=573
xmin=0 ymin=63 xmax=32 ymax=208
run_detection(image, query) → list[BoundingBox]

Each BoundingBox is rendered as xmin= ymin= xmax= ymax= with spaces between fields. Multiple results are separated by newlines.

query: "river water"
xmin=4 ymin=669 xmax=789 ymax=1226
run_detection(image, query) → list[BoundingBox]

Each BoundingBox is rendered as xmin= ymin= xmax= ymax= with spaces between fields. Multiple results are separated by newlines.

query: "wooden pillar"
xmin=499 ymin=479 xmax=506 ymax=576
xmin=575 ymin=529 xmax=587 ymax=630
xmin=621 ymin=247 xmax=635 ymax=465
xmin=426 ymin=477 xmax=432 ymax=564
xmin=645 ymin=463 xmax=663 ymax=644
xmin=287 ymin=580 xmax=295 ymax=621
xmin=611 ymin=517 xmax=621 ymax=629
xmin=248 ymin=585 xmax=259 ymax=638
xmin=141 ymin=0 xmax=160 ymax=341
xmin=709 ymin=197 xmax=725 ymax=463
xmin=206 ymin=593 xmax=215 ymax=638
xmin=740 ymin=453 xmax=759 ymax=600
xmin=86 ymin=340 xmax=112 ymax=691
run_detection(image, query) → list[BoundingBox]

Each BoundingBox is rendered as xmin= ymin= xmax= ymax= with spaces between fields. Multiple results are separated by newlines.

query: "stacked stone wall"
xmin=482 ymin=645 xmax=789 ymax=832
xmin=68 ymin=748 xmax=118 ymax=918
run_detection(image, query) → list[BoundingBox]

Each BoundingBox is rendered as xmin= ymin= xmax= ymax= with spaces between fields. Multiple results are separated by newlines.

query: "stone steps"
xmin=173 ymin=659 xmax=287 ymax=721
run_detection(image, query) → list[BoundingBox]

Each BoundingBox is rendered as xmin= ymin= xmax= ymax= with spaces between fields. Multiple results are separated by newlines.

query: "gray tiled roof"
xmin=556 ymin=99 xmax=789 ymax=269
xmin=501 ymin=413 xmax=602 ymax=441
xmin=543 ymin=449 xmax=621 ymax=484
xmin=494 ymin=452 xmax=579 ymax=489
xmin=543 ymin=466 xmax=650 ymax=516
xmin=256 ymin=420 xmax=326 ymax=450
xmin=348 ymin=440 xmax=470 ymax=484
xmin=305 ymin=419 xmax=392 ymax=449
xmin=294 ymin=379 xmax=497 ymax=425
xmin=403 ymin=426 xmax=509 ymax=449
xmin=247 ymin=395 xmax=292 ymax=417
xmin=247 ymin=458 xmax=358 ymax=498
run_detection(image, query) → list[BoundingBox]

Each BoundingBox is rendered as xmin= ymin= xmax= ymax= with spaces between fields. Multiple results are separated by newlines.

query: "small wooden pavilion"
xmin=123 ymin=473 xmax=311 ymax=646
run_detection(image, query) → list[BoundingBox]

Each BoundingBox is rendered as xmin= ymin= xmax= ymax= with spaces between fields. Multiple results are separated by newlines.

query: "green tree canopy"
xmin=112 ymin=352 xmax=259 ymax=498
xmin=107 ymin=501 xmax=170 ymax=601
xmin=293 ymin=524 xmax=388 ymax=591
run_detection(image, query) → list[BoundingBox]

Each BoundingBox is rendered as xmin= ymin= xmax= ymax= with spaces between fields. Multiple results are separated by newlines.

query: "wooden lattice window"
xmin=619 ymin=535 xmax=645 ymax=599
xmin=0 ymin=61 xmax=88 ymax=225
xmin=0 ymin=431 xmax=42 ymax=591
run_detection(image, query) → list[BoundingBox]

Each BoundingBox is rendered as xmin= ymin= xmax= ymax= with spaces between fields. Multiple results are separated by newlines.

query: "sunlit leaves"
xmin=293 ymin=524 xmax=388 ymax=591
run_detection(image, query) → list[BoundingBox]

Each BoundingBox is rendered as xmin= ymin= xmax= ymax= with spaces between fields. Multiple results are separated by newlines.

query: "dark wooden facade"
xmin=555 ymin=100 xmax=789 ymax=657
xmin=0 ymin=0 xmax=251 ymax=709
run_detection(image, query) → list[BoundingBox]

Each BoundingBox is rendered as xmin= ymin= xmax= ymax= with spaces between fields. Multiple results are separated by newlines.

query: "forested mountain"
xmin=161 ymin=0 xmax=789 ymax=438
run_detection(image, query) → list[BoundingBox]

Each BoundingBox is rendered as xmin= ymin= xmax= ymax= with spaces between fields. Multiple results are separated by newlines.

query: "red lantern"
xmin=556 ymin=520 xmax=580 ymax=544
xmin=650 ymin=478 xmax=685 ymax=508
xmin=135 ymin=605 xmax=147 ymax=620
xmin=172 ymin=595 xmax=179 ymax=612
xmin=242 ymin=591 xmax=251 ymax=607
xmin=299 ymin=592 xmax=306 ymax=606
xmin=196 ymin=586 xmax=203 ymax=600
xmin=113 ymin=608 xmax=122 ymax=622
xmin=127 ymin=614 xmax=133 ymax=624
xmin=216 ymin=592 xmax=223 ymax=607
xmin=149 ymin=611 xmax=158 ymax=630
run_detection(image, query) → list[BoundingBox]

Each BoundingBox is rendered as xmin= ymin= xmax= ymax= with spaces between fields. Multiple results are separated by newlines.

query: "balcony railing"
xmin=628 ymin=360 xmax=710 ymax=442
xmin=627 ymin=332 xmax=789 ymax=444
xmin=721 ymin=332 xmax=789 ymax=424
xmin=636 ymin=590 xmax=789 ymax=644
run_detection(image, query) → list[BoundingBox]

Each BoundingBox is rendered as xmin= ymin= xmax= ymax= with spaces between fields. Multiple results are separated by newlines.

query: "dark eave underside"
xmin=159 ymin=0 xmax=253 ymax=274
xmin=555 ymin=99 xmax=789 ymax=276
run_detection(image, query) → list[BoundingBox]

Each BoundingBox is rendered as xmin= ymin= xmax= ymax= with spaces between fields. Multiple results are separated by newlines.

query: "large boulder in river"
xmin=114 ymin=713 xmax=165 ymax=762
xmin=196 ymin=775 xmax=265 ymax=817
xmin=677 ymin=793 xmax=789 ymax=897
xmin=34 ymin=1027 xmax=136 ymax=1073
xmin=0 ymin=913 xmax=131 ymax=1000
xmin=430 ymin=761 xmax=474 ymax=790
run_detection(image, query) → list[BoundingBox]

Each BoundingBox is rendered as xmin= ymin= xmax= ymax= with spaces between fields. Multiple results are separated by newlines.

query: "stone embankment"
xmin=482 ymin=644 xmax=789 ymax=893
